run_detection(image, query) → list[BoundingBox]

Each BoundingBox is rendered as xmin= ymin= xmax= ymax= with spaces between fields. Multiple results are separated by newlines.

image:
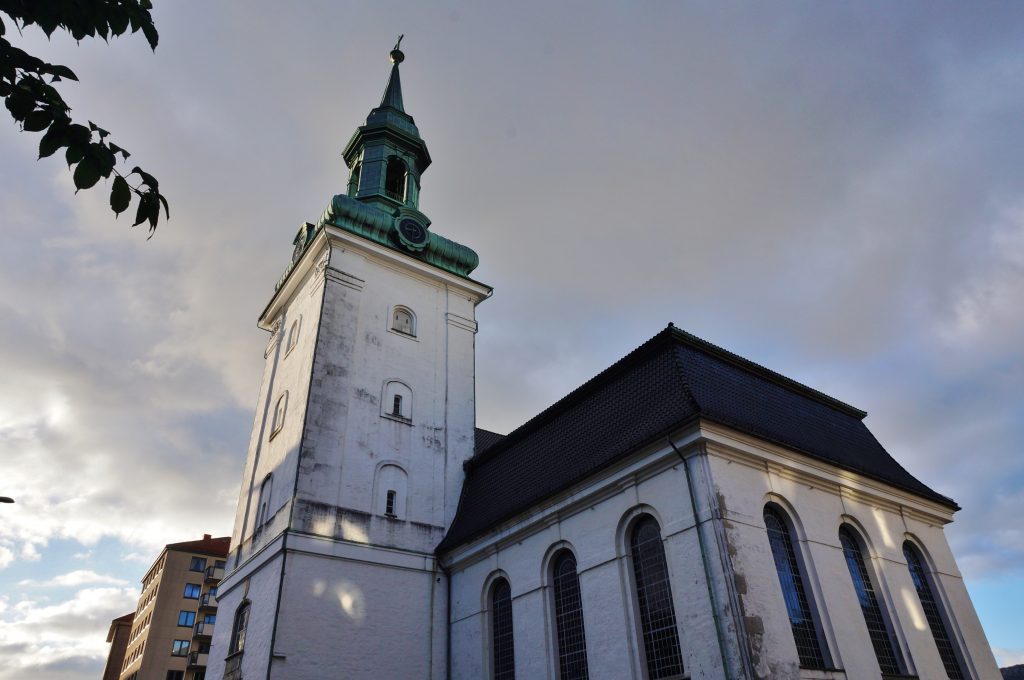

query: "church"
xmin=205 ymin=44 xmax=1001 ymax=680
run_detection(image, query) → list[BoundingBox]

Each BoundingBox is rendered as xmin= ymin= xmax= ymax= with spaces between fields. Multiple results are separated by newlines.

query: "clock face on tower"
xmin=396 ymin=218 xmax=429 ymax=252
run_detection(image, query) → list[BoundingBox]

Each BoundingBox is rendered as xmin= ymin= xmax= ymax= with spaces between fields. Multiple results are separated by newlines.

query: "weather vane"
xmin=390 ymin=34 xmax=405 ymax=64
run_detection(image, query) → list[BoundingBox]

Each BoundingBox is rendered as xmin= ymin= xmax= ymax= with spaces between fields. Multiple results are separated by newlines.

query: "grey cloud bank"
xmin=0 ymin=1 xmax=1022 ymax=675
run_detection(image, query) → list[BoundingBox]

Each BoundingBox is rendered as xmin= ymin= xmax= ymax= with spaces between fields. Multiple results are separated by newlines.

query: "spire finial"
xmin=390 ymin=35 xmax=405 ymax=64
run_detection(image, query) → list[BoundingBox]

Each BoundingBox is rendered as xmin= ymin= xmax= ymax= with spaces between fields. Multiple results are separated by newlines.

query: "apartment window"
xmin=630 ymin=516 xmax=684 ymax=679
xmin=230 ymin=601 xmax=251 ymax=655
xmin=903 ymin=542 xmax=965 ymax=679
xmin=170 ymin=639 xmax=190 ymax=656
xmin=215 ymin=560 xmax=225 ymax=569
xmin=385 ymin=489 xmax=397 ymax=516
xmin=177 ymin=610 xmax=196 ymax=627
xmin=183 ymin=583 xmax=201 ymax=599
xmin=189 ymin=557 xmax=207 ymax=572
xmin=491 ymin=578 xmax=515 ymax=680
xmin=764 ymin=505 xmax=827 ymax=669
xmin=839 ymin=526 xmax=902 ymax=674
xmin=167 ymin=672 xmax=184 ymax=680
xmin=552 ymin=551 xmax=589 ymax=680
xmin=204 ymin=614 xmax=216 ymax=624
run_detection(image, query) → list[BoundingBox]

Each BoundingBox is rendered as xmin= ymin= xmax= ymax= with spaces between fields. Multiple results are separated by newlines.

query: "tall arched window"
xmin=903 ymin=542 xmax=965 ymax=679
xmin=491 ymin=578 xmax=515 ymax=680
xmin=764 ymin=505 xmax=827 ymax=669
xmin=348 ymin=162 xmax=362 ymax=196
xmin=385 ymin=157 xmax=407 ymax=201
xmin=285 ymin=317 xmax=300 ymax=353
xmin=552 ymin=551 xmax=589 ymax=680
xmin=629 ymin=517 xmax=684 ymax=679
xmin=838 ymin=526 xmax=902 ymax=674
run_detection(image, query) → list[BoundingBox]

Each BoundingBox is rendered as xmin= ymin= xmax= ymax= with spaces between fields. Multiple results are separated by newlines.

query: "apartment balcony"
xmin=193 ymin=620 xmax=214 ymax=637
xmin=204 ymin=564 xmax=224 ymax=582
xmin=199 ymin=592 xmax=217 ymax=610
xmin=187 ymin=650 xmax=209 ymax=669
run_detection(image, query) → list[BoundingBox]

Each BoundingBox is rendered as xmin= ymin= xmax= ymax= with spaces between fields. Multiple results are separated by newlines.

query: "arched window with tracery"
xmin=552 ymin=550 xmax=589 ymax=680
xmin=224 ymin=600 xmax=250 ymax=680
xmin=903 ymin=542 xmax=965 ymax=679
xmin=629 ymin=516 xmax=684 ymax=679
xmin=764 ymin=505 xmax=827 ymax=669
xmin=839 ymin=526 xmax=902 ymax=675
xmin=491 ymin=577 xmax=515 ymax=680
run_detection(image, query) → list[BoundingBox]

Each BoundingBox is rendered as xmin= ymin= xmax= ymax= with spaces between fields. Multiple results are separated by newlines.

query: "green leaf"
xmin=65 ymin=145 xmax=84 ymax=167
xmin=110 ymin=175 xmax=131 ymax=216
xmin=73 ymin=156 xmax=101 ymax=190
xmin=141 ymin=22 xmax=159 ymax=50
xmin=23 ymin=109 xmax=52 ymax=132
xmin=133 ymin=192 xmax=152 ymax=227
xmin=5 ymin=92 xmax=35 ymax=121
xmin=38 ymin=125 xmax=66 ymax=158
xmin=130 ymin=166 xmax=158 ymax=190
xmin=48 ymin=64 xmax=78 ymax=82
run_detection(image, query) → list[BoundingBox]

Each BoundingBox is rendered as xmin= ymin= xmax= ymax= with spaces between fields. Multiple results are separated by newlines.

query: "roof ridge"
xmin=667 ymin=326 xmax=867 ymax=419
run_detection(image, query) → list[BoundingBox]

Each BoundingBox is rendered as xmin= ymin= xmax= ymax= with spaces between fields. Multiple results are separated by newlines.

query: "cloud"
xmin=994 ymin=648 xmax=1024 ymax=668
xmin=0 ymin=586 xmax=139 ymax=680
xmin=19 ymin=571 xmax=129 ymax=589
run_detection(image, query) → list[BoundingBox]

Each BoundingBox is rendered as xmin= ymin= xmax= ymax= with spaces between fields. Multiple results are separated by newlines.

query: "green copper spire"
xmin=342 ymin=37 xmax=430 ymax=212
xmin=379 ymin=36 xmax=405 ymax=111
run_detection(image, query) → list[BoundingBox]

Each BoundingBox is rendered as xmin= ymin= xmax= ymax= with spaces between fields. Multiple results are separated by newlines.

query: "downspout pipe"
xmin=668 ymin=436 xmax=735 ymax=680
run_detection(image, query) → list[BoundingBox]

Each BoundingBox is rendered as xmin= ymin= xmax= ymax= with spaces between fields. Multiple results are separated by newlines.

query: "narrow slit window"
xmin=903 ymin=542 xmax=965 ymax=679
xmin=492 ymin=578 xmax=516 ymax=680
xmin=392 ymin=394 xmax=403 ymax=417
xmin=764 ymin=506 xmax=827 ymax=669
xmin=552 ymin=551 xmax=589 ymax=680
xmin=839 ymin=527 xmax=902 ymax=675
xmin=630 ymin=517 xmax=684 ymax=679
xmin=385 ymin=490 xmax=397 ymax=516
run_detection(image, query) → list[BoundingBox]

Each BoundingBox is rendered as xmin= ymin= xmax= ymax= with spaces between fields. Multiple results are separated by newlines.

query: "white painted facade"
xmin=206 ymin=223 xmax=489 ymax=680
xmin=443 ymin=423 xmax=1001 ymax=680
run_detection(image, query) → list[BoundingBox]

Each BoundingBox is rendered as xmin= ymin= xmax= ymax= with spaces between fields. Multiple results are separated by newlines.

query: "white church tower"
xmin=207 ymin=40 xmax=491 ymax=680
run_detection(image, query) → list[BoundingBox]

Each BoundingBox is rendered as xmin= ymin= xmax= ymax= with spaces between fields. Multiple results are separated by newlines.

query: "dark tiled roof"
xmin=474 ymin=428 xmax=506 ymax=455
xmin=440 ymin=326 xmax=955 ymax=553
xmin=166 ymin=534 xmax=230 ymax=557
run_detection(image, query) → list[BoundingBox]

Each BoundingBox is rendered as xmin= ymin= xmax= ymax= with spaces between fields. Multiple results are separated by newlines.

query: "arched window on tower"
xmin=384 ymin=157 xmax=407 ymax=201
xmin=348 ymin=162 xmax=362 ymax=196
xmin=382 ymin=381 xmax=412 ymax=421
xmin=629 ymin=516 xmax=684 ymax=679
xmin=838 ymin=526 xmax=903 ymax=675
xmin=763 ymin=505 xmax=828 ymax=670
xmin=270 ymin=392 xmax=288 ymax=437
xmin=374 ymin=464 xmax=408 ymax=519
xmin=551 ymin=550 xmax=589 ymax=680
xmin=286 ymin=317 xmax=300 ymax=354
xmin=254 ymin=474 xmax=273 ymax=537
xmin=490 ymin=577 xmax=516 ymax=680
xmin=391 ymin=306 xmax=415 ymax=336
xmin=224 ymin=600 xmax=250 ymax=680
xmin=903 ymin=541 xmax=965 ymax=679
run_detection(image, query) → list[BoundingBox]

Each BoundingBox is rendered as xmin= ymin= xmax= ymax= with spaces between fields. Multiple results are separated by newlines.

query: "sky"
xmin=0 ymin=1 xmax=1022 ymax=677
